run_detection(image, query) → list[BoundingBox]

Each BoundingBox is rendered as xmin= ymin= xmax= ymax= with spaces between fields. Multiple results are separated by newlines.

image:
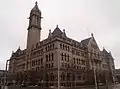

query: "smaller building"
xmin=115 ymin=69 xmax=120 ymax=83
xmin=0 ymin=70 xmax=6 ymax=85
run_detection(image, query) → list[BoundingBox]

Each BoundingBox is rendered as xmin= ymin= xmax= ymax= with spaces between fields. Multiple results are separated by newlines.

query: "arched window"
xmin=50 ymin=45 xmax=52 ymax=49
xmin=67 ymin=73 xmax=71 ymax=81
xmin=49 ymin=54 xmax=51 ymax=61
xmin=46 ymin=73 xmax=49 ymax=81
xmin=53 ymin=44 xmax=54 ymax=49
xmin=46 ymin=47 xmax=47 ymax=51
xmin=41 ymin=58 xmax=43 ymax=64
xmin=61 ymin=53 xmax=63 ymax=61
xmin=67 ymin=55 xmax=69 ymax=61
xmin=51 ymin=63 xmax=54 ymax=67
xmin=73 ymin=58 xmax=75 ymax=63
xmin=77 ymin=58 xmax=78 ymax=64
xmin=63 ymin=44 xmax=64 ymax=49
xmin=61 ymin=72 xmax=65 ymax=81
xmin=65 ymin=54 xmax=66 ymax=61
xmin=36 ymin=17 xmax=39 ymax=25
xmin=48 ymin=45 xmax=50 ymax=50
xmin=50 ymin=73 xmax=54 ymax=81
xmin=68 ymin=46 xmax=69 ymax=51
xmin=65 ymin=45 xmax=67 ymax=50
xmin=60 ymin=44 xmax=62 ymax=49
xmin=51 ymin=53 xmax=54 ymax=61
xmin=46 ymin=55 xmax=48 ymax=62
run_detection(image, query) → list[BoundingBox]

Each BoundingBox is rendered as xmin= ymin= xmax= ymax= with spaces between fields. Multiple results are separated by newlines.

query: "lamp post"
xmin=90 ymin=50 xmax=98 ymax=89
xmin=93 ymin=61 xmax=98 ymax=89
xmin=112 ymin=75 xmax=115 ymax=85
xmin=105 ymin=72 xmax=108 ymax=89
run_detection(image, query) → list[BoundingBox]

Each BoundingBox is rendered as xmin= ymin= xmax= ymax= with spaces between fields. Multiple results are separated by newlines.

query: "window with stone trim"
xmin=46 ymin=55 xmax=48 ymax=62
xmin=51 ymin=53 xmax=54 ymax=61
xmin=50 ymin=73 xmax=54 ymax=81
xmin=61 ymin=53 xmax=63 ymax=61
xmin=61 ymin=73 xmax=65 ymax=81
xmin=41 ymin=58 xmax=43 ymax=64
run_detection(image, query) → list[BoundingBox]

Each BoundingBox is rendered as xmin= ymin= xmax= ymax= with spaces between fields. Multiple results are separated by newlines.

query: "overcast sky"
xmin=0 ymin=0 xmax=120 ymax=69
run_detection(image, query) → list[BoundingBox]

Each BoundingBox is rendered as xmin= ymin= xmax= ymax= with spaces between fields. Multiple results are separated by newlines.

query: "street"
xmin=3 ymin=84 xmax=120 ymax=89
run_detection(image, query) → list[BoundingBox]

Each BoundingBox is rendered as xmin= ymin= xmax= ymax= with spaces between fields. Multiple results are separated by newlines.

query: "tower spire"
xmin=35 ymin=1 xmax=38 ymax=5
xmin=27 ymin=1 xmax=42 ymax=52
xmin=91 ymin=33 xmax=93 ymax=37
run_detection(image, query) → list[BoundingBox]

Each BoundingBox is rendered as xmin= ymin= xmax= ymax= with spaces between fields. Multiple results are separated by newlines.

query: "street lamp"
xmin=93 ymin=61 xmax=98 ymax=89
xmin=90 ymin=50 xmax=98 ymax=89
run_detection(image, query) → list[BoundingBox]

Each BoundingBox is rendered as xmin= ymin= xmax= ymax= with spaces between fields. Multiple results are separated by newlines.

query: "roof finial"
xmin=56 ymin=25 xmax=58 ymax=28
xmin=49 ymin=29 xmax=51 ymax=33
xmin=48 ymin=29 xmax=52 ymax=38
xmin=63 ymin=29 xmax=65 ymax=32
xmin=12 ymin=51 xmax=14 ymax=53
xmin=91 ymin=33 xmax=93 ymax=37
xmin=35 ymin=1 xmax=38 ymax=5
xmin=18 ymin=46 xmax=20 ymax=49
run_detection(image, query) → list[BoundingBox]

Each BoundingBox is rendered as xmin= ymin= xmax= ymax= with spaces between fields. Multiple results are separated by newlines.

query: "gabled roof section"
xmin=15 ymin=47 xmax=21 ymax=55
xmin=81 ymin=37 xmax=91 ymax=46
xmin=11 ymin=47 xmax=26 ymax=58
xmin=102 ymin=48 xmax=109 ymax=54
xmin=52 ymin=25 xmax=63 ymax=37
xmin=101 ymin=48 xmax=114 ymax=60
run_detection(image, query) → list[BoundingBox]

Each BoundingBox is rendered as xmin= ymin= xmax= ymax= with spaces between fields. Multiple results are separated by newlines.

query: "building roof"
xmin=11 ymin=47 xmax=26 ymax=58
xmin=30 ymin=1 xmax=41 ymax=16
xmin=102 ymin=48 xmax=109 ymax=54
xmin=52 ymin=25 xmax=63 ymax=37
xmin=80 ymin=37 xmax=91 ymax=47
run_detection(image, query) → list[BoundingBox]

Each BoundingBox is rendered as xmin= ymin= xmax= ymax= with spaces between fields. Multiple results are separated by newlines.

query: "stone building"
xmin=115 ymin=69 xmax=120 ymax=83
xmin=0 ymin=70 xmax=6 ymax=85
xmin=8 ymin=2 xmax=116 ymax=88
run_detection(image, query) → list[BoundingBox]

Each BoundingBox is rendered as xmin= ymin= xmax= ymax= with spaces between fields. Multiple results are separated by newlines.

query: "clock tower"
xmin=27 ymin=2 xmax=42 ymax=51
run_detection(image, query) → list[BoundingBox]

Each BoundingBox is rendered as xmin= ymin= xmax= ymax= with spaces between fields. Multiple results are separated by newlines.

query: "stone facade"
xmin=8 ymin=2 xmax=116 ymax=88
